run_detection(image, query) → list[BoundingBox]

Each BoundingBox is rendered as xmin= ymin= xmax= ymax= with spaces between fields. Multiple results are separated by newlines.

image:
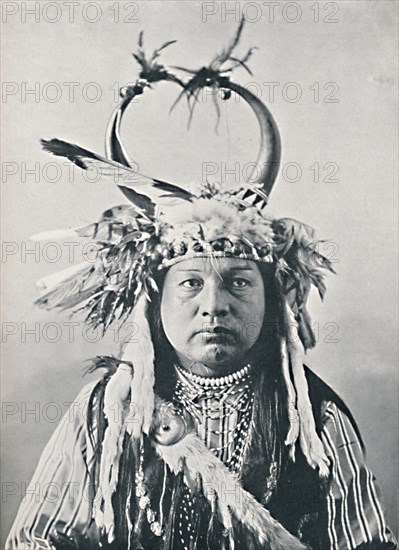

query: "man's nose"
xmin=200 ymin=280 xmax=229 ymax=319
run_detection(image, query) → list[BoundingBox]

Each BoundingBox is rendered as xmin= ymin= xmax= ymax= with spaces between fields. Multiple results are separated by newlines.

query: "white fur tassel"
xmin=280 ymin=338 xmax=300 ymax=460
xmin=122 ymin=293 xmax=155 ymax=437
xmin=94 ymin=293 xmax=156 ymax=542
xmin=285 ymin=304 xmax=330 ymax=477
xmin=155 ymin=433 xmax=307 ymax=550
xmin=94 ymin=363 xmax=134 ymax=542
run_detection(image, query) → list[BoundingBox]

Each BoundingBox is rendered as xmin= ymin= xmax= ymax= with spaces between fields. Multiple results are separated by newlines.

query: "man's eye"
xmin=230 ymin=278 xmax=250 ymax=288
xmin=181 ymin=279 xmax=202 ymax=289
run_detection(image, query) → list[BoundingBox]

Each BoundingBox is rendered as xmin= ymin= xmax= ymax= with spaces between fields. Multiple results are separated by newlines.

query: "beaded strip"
xmin=135 ymin=440 xmax=163 ymax=537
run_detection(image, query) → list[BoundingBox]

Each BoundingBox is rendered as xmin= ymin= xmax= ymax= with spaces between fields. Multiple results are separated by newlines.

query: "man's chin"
xmin=198 ymin=344 xmax=241 ymax=368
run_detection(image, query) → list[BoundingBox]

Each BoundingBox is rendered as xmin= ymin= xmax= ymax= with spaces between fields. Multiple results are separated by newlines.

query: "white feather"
xmin=36 ymin=261 xmax=94 ymax=291
xmin=30 ymin=228 xmax=81 ymax=242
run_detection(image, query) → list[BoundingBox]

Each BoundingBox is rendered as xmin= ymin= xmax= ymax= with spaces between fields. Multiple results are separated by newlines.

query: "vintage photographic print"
xmin=1 ymin=1 xmax=398 ymax=549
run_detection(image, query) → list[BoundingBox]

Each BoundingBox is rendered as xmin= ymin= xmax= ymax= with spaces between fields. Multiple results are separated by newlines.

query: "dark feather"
xmin=228 ymin=54 xmax=254 ymax=75
xmin=171 ymin=17 xmax=255 ymax=126
xmin=41 ymin=138 xmax=99 ymax=168
xmin=83 ymin=355 xmax=125 ymax=376
xmin=118 ymin=185 xmax=155 ymax=218
xmin=210 ymin=16 xmax=246 ymax=70
xmin=41 ymin=138 xmax=191 ymax=210
xmin=272 ymin=218 xmax=336 ymax=349
xmin=156 ymin=39 xmax=178 ymax=53
xmin=41 ymin=138 xmax=138 ymax=178
xmin=171 ymin=66 xmax=197 ymax=75
xmin=152 ymin=179 xmax=193 ymax=201
xmin=132 ymin=33 xmax=183 ymax=86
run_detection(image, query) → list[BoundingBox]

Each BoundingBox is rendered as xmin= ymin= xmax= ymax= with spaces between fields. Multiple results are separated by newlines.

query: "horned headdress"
xmin=34 ymin=20 xmax=333 ymax=548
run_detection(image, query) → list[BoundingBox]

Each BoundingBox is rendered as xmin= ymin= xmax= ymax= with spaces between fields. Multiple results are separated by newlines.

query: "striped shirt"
xmin=6 ymin=380 xmax=398 ymax=550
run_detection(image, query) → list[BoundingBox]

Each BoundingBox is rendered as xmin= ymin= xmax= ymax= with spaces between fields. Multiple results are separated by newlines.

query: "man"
xmin=6 ymin=21 xmax=397 ymax=550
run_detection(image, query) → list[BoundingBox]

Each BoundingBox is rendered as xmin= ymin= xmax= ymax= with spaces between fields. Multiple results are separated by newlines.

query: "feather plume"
xmin=170 ymin=16 xmax=255 ymax=125
xmin=34 ymin=264 xmax=100 ymax=310
xmin=132 ymin=32 xmax=183 ymax=86
xmin=36 ymin=262 xmax=92 ymax=291
xmin=273 ymin=218 xmax=335 ymax=349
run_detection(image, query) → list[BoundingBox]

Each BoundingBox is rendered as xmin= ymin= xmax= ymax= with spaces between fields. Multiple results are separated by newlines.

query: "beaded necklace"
xmin=174 ymin=363 xmax=254 ymax=474
xmin=135 ymin=365 xmax=255 ymax=547
xmin=172 ymin=364 xmax=255 ymax=548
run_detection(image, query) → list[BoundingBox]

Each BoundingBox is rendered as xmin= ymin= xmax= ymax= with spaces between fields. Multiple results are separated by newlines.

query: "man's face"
xmin=160 ymin=257 xmax=265 ymax=373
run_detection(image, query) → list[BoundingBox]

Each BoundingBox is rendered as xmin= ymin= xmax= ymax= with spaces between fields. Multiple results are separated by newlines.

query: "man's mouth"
xmin=196 ymin=326 xmax=238 ymax=344
xmin=199 ymin=326 xmax=235 ymax=335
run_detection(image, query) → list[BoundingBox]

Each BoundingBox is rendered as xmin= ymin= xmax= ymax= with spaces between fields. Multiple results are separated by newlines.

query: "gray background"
xmin=1 ymin=0 xmax=398 ymax=546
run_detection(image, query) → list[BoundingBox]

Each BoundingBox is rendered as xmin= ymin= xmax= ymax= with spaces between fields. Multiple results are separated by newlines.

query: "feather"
xmin=30 ymin=228 xmax=82 ymax=242
xmin=210 ymin=16 xmax=246 ymax=70
xmin=170 ymin=17 xmax=256 ymax=129
xmin=41 ymin=138 xmax=135 ymax=175
xmin=131 ymin=33 xmax=183 ymax=86
xmin=41 ymin=139 xmax=193 ymax=209
xmin=156 ymin=39 xmax=178 ymax=54
xmin=45 ymin=285 xmax=102 ymax=311
xmin=228 ymin=53 xmax=255 ymax=76
xmin=31 ymin=206 xmax=142 ymax=245
xmin=83 ymin=355 xmax=124 ymax=376
xmin=273 ymin=217 xmax=335 ymax=349
xmin=36 ymin=262 xmax=92 ymax=291
xmin=35 ymin=265 xmax=101 ymax=310
xmin=152 ymin=179 xmax=193 ymax=201
xmin=118 ymin=186 xmax=155 ymax=219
